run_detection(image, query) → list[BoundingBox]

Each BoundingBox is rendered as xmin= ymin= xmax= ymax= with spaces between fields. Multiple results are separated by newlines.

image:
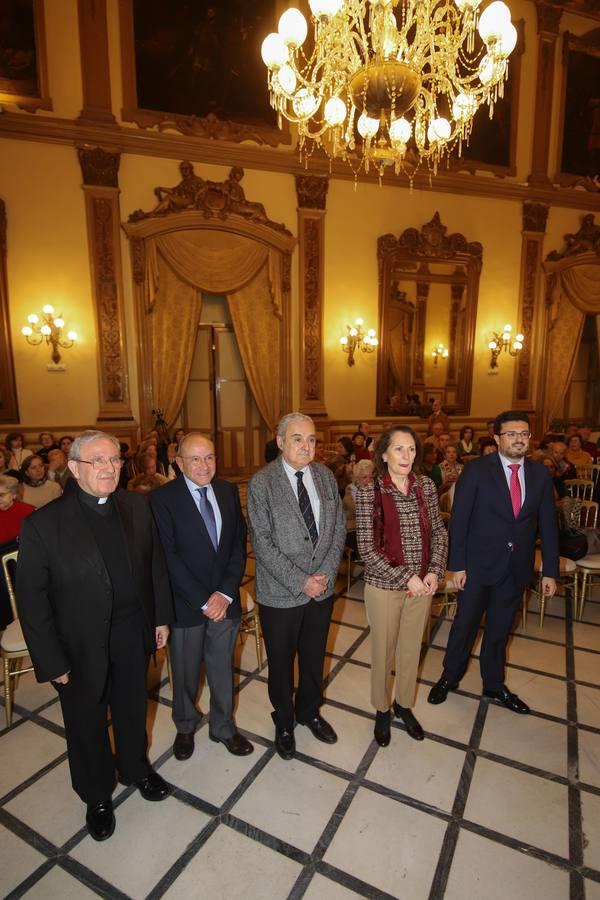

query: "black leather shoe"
xmin=209 ymin=731 xmax=254 ymax=756
xmin=374 ymin=710 xmax=391 ymax=747
xmin=297 ymin=715 xmax=338 ymax=744
xmin=275 ymin=727 xmax=296 ymax=760
xmin=131 ymin=771 xmax=171 ymax=801
xmin=173 ymin=731 xmax=195 ymax=761
xmin=393 ymin=703 xmax=424 ymax=741
xmin=427 ymin=678 xmax=457 ymax=705
xmin=86 ymin=800 xmax=115 ymax=841
xmin=483 ymin=687 xmax=530 ymax=715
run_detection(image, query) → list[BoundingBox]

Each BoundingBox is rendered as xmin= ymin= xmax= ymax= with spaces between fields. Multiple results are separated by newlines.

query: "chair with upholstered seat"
xmin=1 ymin=550 xmax=35 ymax=728
xmin=522 ymin=549 xmax=577 ymax=629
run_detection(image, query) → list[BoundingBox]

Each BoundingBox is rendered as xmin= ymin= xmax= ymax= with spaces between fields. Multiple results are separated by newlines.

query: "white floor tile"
xmin=499 ymin=669 xmax=567 ymax=719
xmin=160 ymin=728 xmax=265 ymax=806
xmin=513 ymin=614 xmax=566 ymax=644
xmin=464 ymin=757 xmax=569 ymax=858
xmin=324 ymin=660 xmax=372 ymax=713
xmin=348 ymin=632 xmax=371 ymax=664
xmin=71 ymin=793 xmax=210 ymax=898
xmin=445 ymin=829 xmax=570 ymax=900
xmin=582 ymin=790 xmax=600 ymax=870
xmin=343 ymin=582 xmax=365 ymax=601
xmin=419 ymin=645 xmax=485 ymax=695
xmin=230 ymin=755 xmax=347 ymax=853
xmin=326 ymin=622 xmax=365 ymax=658
xmin=303 ymin=873 xmax=363 ymax=899
xmin=586 ymin=878 xmax=600 ymax=900
xmin=4 ymin=760 xmax=82 ymax=845
xmin=413 ymin=690 xmax=479 ymax=745
xmin=505 ymin=635 xmax=566 ymax=677
xmin=480 ymin=705 xmax=568 ymax=775
xmin=163 ymin=824 xmax=301 ymax=899
xmin=22 ymin=865 xmax=99 ymax=898
xmin=0 ymin=720 xmax=66 ymax=798
xmin=366 ymin=735 xmax=466 ymax=812
xmin=36 ymin=700 xmax=64 ymax=727
xmin=11 ymin=671 xmax=57 ymax=712
xmin=572 ymin=623 xmax=600 ymax=652
xmin=575 ymin=649 xmax=600 ymax=685
xmin=233 ymin=678 xmax=273 ymax=740
xmin=577 ymin=684 xmax=600 ymax=728
xmin=579 ymin=729 xmax=600 ymax=788
xmin=294 ymin=706 xmax=373 ymax=774
xmin=324 ymin=786 xmax=446 ymax=897
xmin=0 ymin=826 xmax=47 ymax=896
xmin=146 ymin=698 xmax=179 ymax=761
xmin=332 ymin=597 xmax=367 ymax=628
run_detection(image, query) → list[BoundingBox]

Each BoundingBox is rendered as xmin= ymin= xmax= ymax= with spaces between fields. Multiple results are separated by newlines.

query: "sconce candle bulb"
xmin=488 ymin=322 xmax=524 ymax=369
xmin=340 ymin=317 xmax=378 ymax=366
xmin=22 ymin=304 xmax=78 ymax=364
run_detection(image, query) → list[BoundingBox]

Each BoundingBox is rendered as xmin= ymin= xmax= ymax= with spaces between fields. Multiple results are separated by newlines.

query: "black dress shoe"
xmin=275 ymin=727 xmax=296 ymax=760
xmin=173 ymin=731 xmax=195 ymax=761
xmin=297 ymin=715 xmax=338 ymax=744
xmin=483 ymin=687 xmax=530 ymax=715
xmin=129 ymin=771 xmax=171 ymax=801
xmin=209 ymin=731 xmax=254 ymax=756
xmin=86 ymin=800 xmax=115 ymax=841
xmin=393 ymin=703 xmax=424 ymax=741
xmin=374 ymin=710 xmax=391 ymax=747
xmin=427 ymin=678 xmax=457 ymax=705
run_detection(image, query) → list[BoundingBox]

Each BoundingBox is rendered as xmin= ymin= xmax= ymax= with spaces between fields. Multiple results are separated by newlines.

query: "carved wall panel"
xmin=513 ymin=202 xmax=549 ymax=409
xmin=77 ymin=0 xmax=116 ymax=125
xmin=0 ymin=200 xmax=20 ymax=423
xmin=528 ymin=2 xmax=562 ymax=186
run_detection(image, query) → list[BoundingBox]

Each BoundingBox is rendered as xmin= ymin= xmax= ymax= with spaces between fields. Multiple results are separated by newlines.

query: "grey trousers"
xmin=170 ymin=618 xmax=239 ymax=739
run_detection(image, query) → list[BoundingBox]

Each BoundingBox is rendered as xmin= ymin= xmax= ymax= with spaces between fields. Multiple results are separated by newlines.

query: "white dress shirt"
xmin=281 ymin=458 xmax=321 ymax=535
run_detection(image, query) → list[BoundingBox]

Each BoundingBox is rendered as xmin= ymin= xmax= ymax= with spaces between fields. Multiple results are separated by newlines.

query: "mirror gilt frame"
xmin=376 ymin=213 xmax=483 ymax=417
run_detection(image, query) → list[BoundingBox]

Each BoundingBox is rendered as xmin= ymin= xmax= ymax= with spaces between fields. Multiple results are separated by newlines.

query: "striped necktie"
xmin=295 ymin=471 xmax=318 ymax=548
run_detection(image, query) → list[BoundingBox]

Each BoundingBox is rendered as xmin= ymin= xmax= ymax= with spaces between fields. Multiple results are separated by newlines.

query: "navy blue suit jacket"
xmin=149 ymin=476 xmax=246 ymax=627
xmin=448 ymin=453 xmax=560 ymax=589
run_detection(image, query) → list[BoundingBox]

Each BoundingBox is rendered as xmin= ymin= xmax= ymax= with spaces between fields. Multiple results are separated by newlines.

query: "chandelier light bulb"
xmin=309 ymin=0 xmax=344 ymax=17
xmin=27 ymin=313 xmax=39 ymax=324
xmin=261 ymin=32 xmax=289 ymax=68
xmin=53 ymin=317 xmax=65 ymax=328
xmin=40 ymin=324 xmax=52 ymax=336
xmin=478 ymin=1 xmax=511 ymax=42
xmin=67 ymin=331 xmax=78 ymax=341
xmin=22 ymin=325 xmax=33 ymax=336
xmin=454 ymin=0 xmax=482 ymax=10
xmin=278 ymin=8 xmax=308 ymax=47
xmin=428 ymin=117 xmax=451 ymax=143
xmin=292 ymin=87 xmax=320 ymax=119
xmin=324 ymin=96 xmax=347 ymax=126
xmin=452 ymin=92 xmax=477 ymax=122
xmin=478 ymin=55 xmax=501 ymax=86
xmin=42 ymin=304 xmax=54 ymax=315
xmin=494 ymin=21 xmax=517 ymax=57
xmin=389 ymin=116 xmax=412 ymax=143
xmin=274 ymin=64 xmax=297 ymax=95
xmin=357 ymin=112 xmax=380 ymax=138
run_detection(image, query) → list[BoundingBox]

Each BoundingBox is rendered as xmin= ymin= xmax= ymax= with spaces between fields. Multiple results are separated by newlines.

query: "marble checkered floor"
xmin=1 ymin=574 xmax=600 ymax=899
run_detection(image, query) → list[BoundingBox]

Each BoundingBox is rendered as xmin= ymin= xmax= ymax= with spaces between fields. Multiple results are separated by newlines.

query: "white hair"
xmin=276 ymin=412 xmax=314 ymax=441
xmin=69 ymin=430 xmax=120 ymax=461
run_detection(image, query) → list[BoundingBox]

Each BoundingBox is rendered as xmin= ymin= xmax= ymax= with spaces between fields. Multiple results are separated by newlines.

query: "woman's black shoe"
xmin=393 ymin=703 xmax=424 ymax=741
xmin=374 ymin=710 xmax=391 ymax=747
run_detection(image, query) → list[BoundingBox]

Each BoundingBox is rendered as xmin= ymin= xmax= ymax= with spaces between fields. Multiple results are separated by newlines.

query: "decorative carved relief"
xmin=413 ymin=281 xmax=429 ymax=386
xmin=535 ymin=2 xmax=563 ymax=35
xmin=447 ymin=283 xmax=464 ymax=385
xmin=523 ymin=202 xmax=549 ymax=233
xmin=295 ymin=175 xmax=329 ymax=210
xmin=78 ymin=147 xmax=120 ymax=187
xmin=547 ymin=214 xmax=600 ymax=260
xmin=303 ymin=218 xmax=322 ymax=402
xmin=128 ymin=162 xmax=291 ymax=237
xmin=91 ymin=199 xmax=126 ymax=404
xmin=156 ymin=113 xmax=282 ymax=147
xmin=131 ymin=238 xmax=145 ymax=285
xmin=515 ymin=238 xmax=540 ymax=403
xmin=378 ymin=212 xmax=483 ymax=269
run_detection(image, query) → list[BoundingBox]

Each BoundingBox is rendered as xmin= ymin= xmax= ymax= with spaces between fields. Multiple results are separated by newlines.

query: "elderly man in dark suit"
xmin=17 ymin=431 xmax=173 ymax=842
xmin=428 ymin=411 xmax=559 ymax=714
xmin=247 ymin=413 xmax=346 ymax=760
xmin=149 ymin=433 xmax=252 ymax=761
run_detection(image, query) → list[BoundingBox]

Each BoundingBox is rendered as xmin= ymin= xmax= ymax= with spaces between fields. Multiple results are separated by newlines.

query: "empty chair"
xmin=564 ymin=479 xmax=594 ymax=501
xmin=522 ymin=549 xmax=577 ymax=629
xmin=576 ymin=553 xmax=600 ymax=621
xmin=1 ymin=550 xmax=34 ymax=728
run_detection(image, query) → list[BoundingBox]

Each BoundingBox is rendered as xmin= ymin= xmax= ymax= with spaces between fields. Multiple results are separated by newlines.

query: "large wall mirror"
xmin=376 ymin=213 xmax=482 ymax=417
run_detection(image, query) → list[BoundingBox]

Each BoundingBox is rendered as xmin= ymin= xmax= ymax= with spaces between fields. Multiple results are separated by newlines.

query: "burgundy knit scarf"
xmin=373 ymin=472 xmax=431 ymax=577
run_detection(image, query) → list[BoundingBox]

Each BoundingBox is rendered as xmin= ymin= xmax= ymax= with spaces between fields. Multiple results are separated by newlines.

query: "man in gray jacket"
xmin=247 ymin=413 xmax=346 ymax=759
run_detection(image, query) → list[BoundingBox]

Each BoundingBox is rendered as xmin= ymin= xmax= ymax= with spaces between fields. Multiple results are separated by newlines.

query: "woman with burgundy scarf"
xmin=356 ymin=426 xmax=447 ymax=746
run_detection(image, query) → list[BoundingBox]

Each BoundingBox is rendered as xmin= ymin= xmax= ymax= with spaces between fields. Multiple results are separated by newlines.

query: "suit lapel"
xmin=518 ymin=458 xmax=536 ymax=519
xmin=211 ymin=479 xmax=230 ymax=551
xmin=310 ymin=463 xmax=328 ymax=537
xmin=178 ymin=476 xmax=218 ymax=554
xmin=275 ymin=458 xmax=307 ymax=531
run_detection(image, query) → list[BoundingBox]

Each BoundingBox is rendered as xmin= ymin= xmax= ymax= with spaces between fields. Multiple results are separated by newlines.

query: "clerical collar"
xmin=77 ymin=485 xmax=113 ymax=509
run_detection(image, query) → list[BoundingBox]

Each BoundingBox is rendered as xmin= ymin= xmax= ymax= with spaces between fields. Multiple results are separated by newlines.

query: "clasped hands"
xmin=406 ymin=572 xmax=438 ymax=597
xmin=203 ymin=591 xmax=230 ymax=621
xmin=303 ymin=573 xmax=328 ymax=599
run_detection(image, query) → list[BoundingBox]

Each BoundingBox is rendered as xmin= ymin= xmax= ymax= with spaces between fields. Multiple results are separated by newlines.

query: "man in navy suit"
xmin=150 ymin=433 xmax=253 ymax=759
xmin=428 ymin=411 xmax=559 ymax=714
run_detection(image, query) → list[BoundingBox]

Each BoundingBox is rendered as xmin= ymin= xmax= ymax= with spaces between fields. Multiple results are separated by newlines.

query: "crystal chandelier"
xmin=261 ymin=0 xmax=517 ymax=179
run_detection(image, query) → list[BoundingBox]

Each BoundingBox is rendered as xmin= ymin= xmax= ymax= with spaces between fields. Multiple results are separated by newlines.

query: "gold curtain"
xmin=142 ymin=229 xmax=283 ymax=429
xmin=544 ymin=263 xmax=600 ymax=430
xmin=228 ymin=262 xmax=282 ymax=432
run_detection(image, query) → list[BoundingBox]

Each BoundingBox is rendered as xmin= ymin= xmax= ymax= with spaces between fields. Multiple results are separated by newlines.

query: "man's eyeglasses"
xmin=180 ymin=455 xmax=216 ymax=464
xmin=76 ymin=456 xmax=123 ymax=470
xmin=499 ymin=431 xmax=531 ymax=439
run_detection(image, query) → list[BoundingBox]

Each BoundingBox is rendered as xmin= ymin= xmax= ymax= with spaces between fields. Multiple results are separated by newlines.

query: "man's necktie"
xmin=295 ymin=471 xmax=318 ymax=548
xmin=508 ymin=464 xmax=522 ymax=518
xmin=197 ymin=486 xmax=218 ymax=550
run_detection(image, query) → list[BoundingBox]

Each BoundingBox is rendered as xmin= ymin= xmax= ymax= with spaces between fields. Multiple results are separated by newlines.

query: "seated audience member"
xmin=20 ymin=455 xmax=62 ymax=508
xmin=158 ymin=439 xmax=182 ymax=478
xmin=0 ymin=446 xmax=11 ymax=474
xmin=578 ymin=424 xmax=599 ymax=460
xmin=478 ymin=421 xmax=495 ymax=449
xmin=352 ymin=431 xmax=372 ymax=462
xmin=480 ymin=438 xmax=498 ymax=456
xmin=314 ymin=439 xmax=327 ymax=463
xmin=47 ymin=448 xmax=73 ymax=489
xmin=5 ymin=432 xmax=32 ymax=472
xmin=343 ymin=459 xmax=374 ymax=554
xmin=536 ymin=454 xmax=567 ymax=500
xmin=435 ymin=430 xmax=452 ymax=464
xmin=563 ymin=423 xmax=579 ymax=442
xmin=58 ymin=435 xmax=74 ymax=456
xmin=128 ymin=474 xmax=167 ymax=495
xmin=37 ymin=431 xmax=58 ymax=462
xmin=422 ymin=443 xmax=442 ymax=486
xmin=0 ymin=474 xmax=36 ymax=628
xmin=427 ymin=420 xmax=445 ymax=445
xmin=550 ymin=440 xmax=576 ymax=480
xmin=457 ymin=425 xmax=476 ymax=458
xmin=434 ymin=443 xmax=464 ymax=509
xmin=358 ymin=421 xmax=373 ymax=450
xmin=129 ymin=452 xmax=168 ymax=489
xmin=327 ymin=437 xmax=354 ymax=496
xmin=427 ymin=399 xmax=450 ymax=434
xmin=565 ymin=433 xmax=593 ymax=471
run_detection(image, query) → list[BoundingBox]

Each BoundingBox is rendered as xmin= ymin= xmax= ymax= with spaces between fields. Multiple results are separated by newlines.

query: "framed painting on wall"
xmin=0 ymin=0 xmax=51 ymax=111
xmin=119 ymin=0 xmax=289 ymax=147
xmin=557 ymin=29 xmax=600 ymax=190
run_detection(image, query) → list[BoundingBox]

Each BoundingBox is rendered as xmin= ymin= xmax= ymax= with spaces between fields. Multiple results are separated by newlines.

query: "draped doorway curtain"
xmin=124 ymin=220 xmax=294 ymax=433
xmin=541 ymin=258 xmax=600 ymax=433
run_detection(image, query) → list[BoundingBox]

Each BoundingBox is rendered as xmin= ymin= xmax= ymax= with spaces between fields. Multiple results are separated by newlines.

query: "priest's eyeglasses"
xmin=77 ymin=456 xmax=123 ymax=470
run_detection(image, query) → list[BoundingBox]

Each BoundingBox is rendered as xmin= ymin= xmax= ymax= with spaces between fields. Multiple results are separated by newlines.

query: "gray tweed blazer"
xmin=247 ymin=458 xmax=346 ymax=608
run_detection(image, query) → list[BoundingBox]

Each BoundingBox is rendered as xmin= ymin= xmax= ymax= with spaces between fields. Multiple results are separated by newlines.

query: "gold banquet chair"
xmin=1 ymin=550 xmax=34 ymax=728
xmin=239 ymin=588 xmax=263 ymax=668
xmin=522 ymin=549 xmax=577 ymax=629
xmin=564 ymin=479 xmax=594 ymax=501
xmin=574 ymin=501 xmax=600 ymax=620
xmin=426 ymin=571 xmax=459 ymax=643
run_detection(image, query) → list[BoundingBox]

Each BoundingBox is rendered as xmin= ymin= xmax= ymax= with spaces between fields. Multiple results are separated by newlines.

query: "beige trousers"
xmin=364 ymin=583 xmax=432 ymax=711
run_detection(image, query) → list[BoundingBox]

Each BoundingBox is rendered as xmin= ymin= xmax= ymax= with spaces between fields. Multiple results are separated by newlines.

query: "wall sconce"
xmin=488 ymin=323 xmax=524 ymax=369
xmin=431 ymin=343 xmax=449 ymax=366
xmin=22 ymin=304 xmax=78 ymax=365
xmin=339 ymin=317 xmax=378 ymax=367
